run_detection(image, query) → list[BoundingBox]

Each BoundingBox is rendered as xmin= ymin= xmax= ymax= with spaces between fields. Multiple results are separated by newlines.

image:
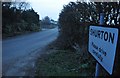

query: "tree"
xmin=58 ymin=1 xmax=120 ymax=76
xmin=42 ymin=16 xmax=51 ymax=25
xmin=58 ymin=1 xmax=120 ymax=49
xmin=94 ymin=2 xmax=120 ymax=25
xmin=2 ymin=2 xmax=40 ymax=38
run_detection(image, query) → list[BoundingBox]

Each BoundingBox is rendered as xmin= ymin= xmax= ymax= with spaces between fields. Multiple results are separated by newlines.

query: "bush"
xmin=2 ymin=2 xmax=41 ymax=38
xmin=58 ymin=1 xmax=120 ymax=49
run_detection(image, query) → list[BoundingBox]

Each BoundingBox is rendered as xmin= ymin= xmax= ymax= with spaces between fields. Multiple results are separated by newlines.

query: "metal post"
xmin=99 ymin=13 xmax=104 ymax=25
xmin=95 ymin=63 xmax=101 ymax=77
xmin=95 ymin=13 xmax=104 ymax=78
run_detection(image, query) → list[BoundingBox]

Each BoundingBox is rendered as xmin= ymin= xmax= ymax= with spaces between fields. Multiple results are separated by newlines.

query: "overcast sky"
xmin=27 ymin=0 xmax=77 ymax=21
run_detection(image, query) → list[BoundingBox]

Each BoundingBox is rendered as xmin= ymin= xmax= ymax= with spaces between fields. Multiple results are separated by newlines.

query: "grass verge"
xmin=35 ymin=42 xmax=96 ymax=76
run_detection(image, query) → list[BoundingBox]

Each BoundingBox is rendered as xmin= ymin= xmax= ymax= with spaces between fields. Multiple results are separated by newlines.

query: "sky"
xmin=27 ymin=0 xmax=77 ymax=21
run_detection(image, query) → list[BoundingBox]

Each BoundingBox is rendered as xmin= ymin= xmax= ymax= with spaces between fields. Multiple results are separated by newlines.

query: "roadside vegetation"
xmin=35 ymin=1 xmax=120 ymax=76
xmin=35 ymin=40 xmax=113 ymax=76
xmin=35 ymin=44 xmax=96 ymax=76
xmin=40 ymin=16 xmax=58 ymax=29
xmin=2 ymin=2 xmax=40 ymax=38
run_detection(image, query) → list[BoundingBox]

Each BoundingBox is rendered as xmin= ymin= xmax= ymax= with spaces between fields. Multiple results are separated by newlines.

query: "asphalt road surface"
xmin=2 ymin=27 xmax=58 ymax=76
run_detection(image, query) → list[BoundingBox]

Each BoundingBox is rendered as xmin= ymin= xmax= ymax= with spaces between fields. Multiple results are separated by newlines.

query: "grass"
xmin=35 ymin=44 xmax=96 ymax=76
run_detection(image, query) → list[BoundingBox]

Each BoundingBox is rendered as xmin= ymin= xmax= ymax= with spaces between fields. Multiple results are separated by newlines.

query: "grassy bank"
xmin=35 ymin=41 xmax=96 ymax=76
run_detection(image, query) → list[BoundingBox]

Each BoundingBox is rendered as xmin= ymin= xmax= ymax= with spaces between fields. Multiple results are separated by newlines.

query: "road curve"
xmin=2 ymin=27 xmax=58 ymax=76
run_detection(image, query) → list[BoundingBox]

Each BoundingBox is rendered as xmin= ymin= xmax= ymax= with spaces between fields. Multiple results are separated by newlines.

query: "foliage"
xmin=40 ymin=16 xmax=57 ymax=29
xmin=58 ymin=1 xmax=120 ymax=49
xmin=58 ymin=1 xmax=120 ymax=76
xmin=94 ymin=2 xmax=120 ymax=25
xmin=41 ymin=16 xmax=51 ymax=25
xmin=35 ymin=48 xmax=95 ymax=76
xmin=2 ymin=2 xmax=40 ymax=38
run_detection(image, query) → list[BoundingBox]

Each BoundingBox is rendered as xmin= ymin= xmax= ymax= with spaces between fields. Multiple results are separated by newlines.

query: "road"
xmin=2 ymin=27 xmax=58 ymax=76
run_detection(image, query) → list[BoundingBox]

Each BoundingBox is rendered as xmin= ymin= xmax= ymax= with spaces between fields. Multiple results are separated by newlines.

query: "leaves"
xmin=2 ymin=2 xmax=40 ymax=38
xmin=58 ymin=1 xmax=120 ymax=50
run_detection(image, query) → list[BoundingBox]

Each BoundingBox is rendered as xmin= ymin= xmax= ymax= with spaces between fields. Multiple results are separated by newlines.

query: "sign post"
xmin=89 ymin=26 xmax=118 ymax=75
xmin=95 ymin=13 xmax=104 ymax=77
xmin=88 ymin=13 xmax=119 ymax=77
